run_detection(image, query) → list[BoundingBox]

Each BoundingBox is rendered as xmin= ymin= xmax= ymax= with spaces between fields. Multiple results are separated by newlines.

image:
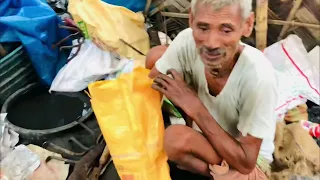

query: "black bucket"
xmin=1 ymin=83 xmax=93 ymax=142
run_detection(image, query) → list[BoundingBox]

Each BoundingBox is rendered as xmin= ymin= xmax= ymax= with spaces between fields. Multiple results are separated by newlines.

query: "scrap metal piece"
xmin=79 ymin=121 xmax=96 ymax=138
xmin=53 ymin=32 xmax=80 ymax=49
xmin=96 ymin=133 xmax=104 ymax=145
xmin=69 ymin=136 xmax=94 ymax=151
xmin=67 ymin=143 xmax=105 ymax=180
xmin=89 ymin=145 xmax=110 ymax=180
xmin=100 ymin=158 xmax=113 ymax=176
xmin=119 ymin=39 xmax=146 ymax=56
xmin=42 ymin=141 xmax=86 ymax=157
xmin=163 ymin=14 xmax=168 ymax=46
xmin=52 ymin=23 xmax=85 ymax=62
xmin=45 ymin=156 xmax=77 ymax=165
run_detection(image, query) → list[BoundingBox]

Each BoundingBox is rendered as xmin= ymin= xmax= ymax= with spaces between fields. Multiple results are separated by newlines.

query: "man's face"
xmin=190 ymin=3 xmax=253 ymax=69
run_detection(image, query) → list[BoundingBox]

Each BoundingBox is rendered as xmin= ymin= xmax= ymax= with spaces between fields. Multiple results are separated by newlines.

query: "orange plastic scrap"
xmin=88 ymin=67 xmax=171 ymax=180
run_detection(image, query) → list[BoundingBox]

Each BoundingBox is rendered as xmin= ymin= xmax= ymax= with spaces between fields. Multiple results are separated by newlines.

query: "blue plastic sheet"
xmin=102 ymin=0 xmax=146 ymax=12
xmin=0 ymin=0 xmax=71 ymax=86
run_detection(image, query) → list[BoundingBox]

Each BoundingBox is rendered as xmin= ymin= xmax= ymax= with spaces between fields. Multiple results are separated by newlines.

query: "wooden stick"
xmin=163 ymin=14 xmax=169 ymax=45
xmin=255 ymin=0 xmax=269 ymax=50
xmin=150 ymin=2 xmax=168 ymax=16
xmin=161 ymin=12 xmax=320 ymax=29
xmin=161 ymin=11 xmax=320 ymax=28
xmin=278 ymin=0 xmax=303 ymax=40
xmin=268 ymin=19 xmax=320 ymax=29
xmin=168 ymin=0 xmax=185 ymax=12
xmin=161 ymin=12 xmax=189 ymax=18
xmin=144 ymin=0 xmax=152 ymax=16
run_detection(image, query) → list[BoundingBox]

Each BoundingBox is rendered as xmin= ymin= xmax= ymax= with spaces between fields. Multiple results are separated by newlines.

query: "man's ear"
xmin=189 ymin=8 xmax=194 ymax=27
xmin=243 ymin=12 xmax=255 ymax=37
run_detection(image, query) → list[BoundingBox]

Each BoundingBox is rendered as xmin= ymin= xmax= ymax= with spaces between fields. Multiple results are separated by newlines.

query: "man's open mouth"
xmin=203 ymin=52 xmax=223 ymax=61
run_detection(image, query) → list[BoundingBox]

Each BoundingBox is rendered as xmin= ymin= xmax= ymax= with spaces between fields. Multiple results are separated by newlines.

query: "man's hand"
xmin=151 ymin=69 xmax=200 ymax=115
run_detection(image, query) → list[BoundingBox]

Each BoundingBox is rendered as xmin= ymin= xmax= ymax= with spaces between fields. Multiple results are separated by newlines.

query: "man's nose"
xmin=203 ymin=32 xmax=223 ymax=49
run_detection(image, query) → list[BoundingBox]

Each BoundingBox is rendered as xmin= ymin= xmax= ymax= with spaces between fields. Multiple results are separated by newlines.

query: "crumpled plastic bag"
xmin=0 ymin=113 xmax=7 ymax=142
xmin=0 ymin=113 xmax=19 ymax=161
xmin=0 ymin=0 xmax=71 ymax=86
xmin=68 ymin=0 xmax=149 ymax=68
xmin=0 ymin=145 xmax=40 ymax=180
xmin=264 ymin=35 xmax=320 ymax=120
xmin=50 ymin=40 xmax=131 ymax=92
xmin=88 ymin=68 xmax=171 ymax=180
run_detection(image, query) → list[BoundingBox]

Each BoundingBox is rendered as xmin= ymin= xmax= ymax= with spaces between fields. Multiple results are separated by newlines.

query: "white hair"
xmin=190 ymin=0 xmax=252 ymax=19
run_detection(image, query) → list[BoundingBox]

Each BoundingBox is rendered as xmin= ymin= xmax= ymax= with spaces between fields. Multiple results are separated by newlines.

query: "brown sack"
xmin=272 ymin=122 xmax=320 ymax=180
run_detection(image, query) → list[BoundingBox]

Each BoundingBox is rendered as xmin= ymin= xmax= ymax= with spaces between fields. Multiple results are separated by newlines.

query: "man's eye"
xmin=198 ymin=26 xmax=208 ymax=31
xmin=222 ymin=29 xmax=232 ymax=34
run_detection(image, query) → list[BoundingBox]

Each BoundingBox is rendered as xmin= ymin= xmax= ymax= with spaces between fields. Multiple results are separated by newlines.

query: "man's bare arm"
xmin=187 ymin=102 xmax=262 ymax=175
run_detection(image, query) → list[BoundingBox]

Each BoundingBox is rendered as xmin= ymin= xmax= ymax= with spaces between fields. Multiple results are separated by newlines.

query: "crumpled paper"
xmin=0 ymin=145 xmax=40 ymax=180
xmin=0 ymin=113 xmax=19 ymax=161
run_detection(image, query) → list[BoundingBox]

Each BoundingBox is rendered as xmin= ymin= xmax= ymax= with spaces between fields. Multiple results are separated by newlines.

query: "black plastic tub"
xmin=1 ymin=83 xmax=93 ymax=142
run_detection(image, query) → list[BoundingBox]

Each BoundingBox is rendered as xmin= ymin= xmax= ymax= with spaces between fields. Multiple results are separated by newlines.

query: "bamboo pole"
xmin=144 ymin=0 xmax=152 ymax=16
xmin=150 ymin=2 xmax=168 ymax=16
xmin=161 ymin=12 xmax=189 ymax=18
xmin=278 ymin=0 xmax=303 ymax=40
xmin=168 ymin=0 xmax=185 ymax=12
xmin=161 ymin=12 xmax=320 ymax=29
xmin=268 ymin=19 xmax=320 ymax=29
xmin=255 ymin=0 xmax=269 ymax=50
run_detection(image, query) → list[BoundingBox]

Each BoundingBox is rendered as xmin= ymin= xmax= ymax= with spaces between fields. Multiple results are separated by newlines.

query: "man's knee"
xmin=164 ymin=125 xmax=193 ymax=160
xmin=145 ymin=45 xmax=167 ymax=69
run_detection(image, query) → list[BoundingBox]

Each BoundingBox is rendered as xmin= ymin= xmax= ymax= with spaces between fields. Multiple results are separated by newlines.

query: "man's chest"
xmin=205 ymin=74 xmax=229 ymax=97
xmin=187 ymin=60 xmax=242 ymax=135
xmin=188 ymin=59 xmax=230 ymax=97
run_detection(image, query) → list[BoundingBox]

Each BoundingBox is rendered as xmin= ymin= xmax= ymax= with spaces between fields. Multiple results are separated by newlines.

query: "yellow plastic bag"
xmin=88 ymin=68 xmax=171 ymax=180
xmin=68 ymin=0 xmax=149 ymax=68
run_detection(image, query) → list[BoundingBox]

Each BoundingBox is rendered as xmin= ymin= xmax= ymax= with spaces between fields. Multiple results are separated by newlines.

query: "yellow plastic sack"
xmin=68 ymin=0 xmax=149 ymax=68
xmin=88 ymin=68 xmax=171 ymax=180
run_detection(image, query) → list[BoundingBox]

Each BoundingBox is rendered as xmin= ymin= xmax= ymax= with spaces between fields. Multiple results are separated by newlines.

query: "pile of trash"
xmin=263 ymin=35 xmax=320 ymax=180
xmin=0 ymin=0 xmax=171 ymax=179
xmin=0 ymin=0 xmax=319 ymax=180
xmin=0 ymin=113 xmax=70 ymax=180
xmin=0 ymin=0 xmax=150 ymax=89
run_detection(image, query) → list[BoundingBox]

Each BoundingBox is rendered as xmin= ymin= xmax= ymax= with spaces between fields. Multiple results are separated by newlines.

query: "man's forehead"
xmin=193 ymin=3 xmax=243 ymax=24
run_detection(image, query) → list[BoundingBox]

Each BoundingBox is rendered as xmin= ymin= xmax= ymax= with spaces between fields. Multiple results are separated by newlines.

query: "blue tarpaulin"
xmin=102 ymin=0 xmax=147 ymax=12
xmin=0 ymin=0 xmax=71 ymax=86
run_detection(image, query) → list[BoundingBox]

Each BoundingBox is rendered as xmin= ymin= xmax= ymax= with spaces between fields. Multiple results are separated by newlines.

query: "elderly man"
xmin=147 ymin=0 xmax=277 ymax=179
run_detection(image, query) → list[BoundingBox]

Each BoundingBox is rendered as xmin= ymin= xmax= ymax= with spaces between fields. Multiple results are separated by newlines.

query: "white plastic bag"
xmin=0 ymin=113 xmax=7 ymax=142
xmin=0 ymin=113 xmax=19 ymax=161
xmin=308 ymin=46 xmax=320 ymax=73
xmin=264 ymin=35 xmax=320 ymax=120
xmin=105 ymin=60 xmax=135 ymax=80
xmin=50 ymin=40 xmax=131 ymax=92
xmin=0 ymin=145 xmax=40 ymax=180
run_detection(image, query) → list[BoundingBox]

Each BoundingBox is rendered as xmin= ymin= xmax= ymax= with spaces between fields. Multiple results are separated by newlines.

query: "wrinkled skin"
xmin=191 ymin=3 xmax=254 ymax=77
xmin=152 ymin=69 xmax=199 ymax=115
